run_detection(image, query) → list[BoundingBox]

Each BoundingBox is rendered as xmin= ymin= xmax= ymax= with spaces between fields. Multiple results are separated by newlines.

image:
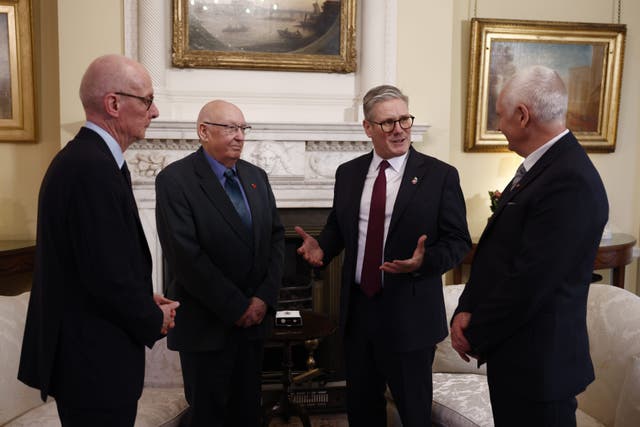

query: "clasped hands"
xmin=154 ymin=294 xmax=180 ymax=335
xmin=235 ymin=297 xmax=267 ymax=328
xmin=294 ymin=226 xmax=428 ymax=274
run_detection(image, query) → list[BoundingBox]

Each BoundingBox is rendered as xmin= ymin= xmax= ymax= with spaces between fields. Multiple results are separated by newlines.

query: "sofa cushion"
xmin=614 ymin=355 xmax=640 ymax=427
xmin=135 ymin=387 xmax=188 ymax=427
xmin=3 ymin=400 xmax=60 ymax=427
xmin=576 ymin=409 xmax=605 ymax=427
xmin=577 ymin=285 xmax=640 ymax=426
xmin=432 ymin=372 xmax=493 ymax=427
xmin=433 ymin=285 xmax=487 ymax=375
xmin=144 ymin=337 xmax=183 ymax=388
xmin=0 ymin=292 xmax=44 ymax=425
xmin=3 ymin=388 xmax=187 ymax=427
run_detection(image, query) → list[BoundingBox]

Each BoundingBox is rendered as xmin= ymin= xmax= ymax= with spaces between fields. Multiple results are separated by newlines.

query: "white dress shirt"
xmin=355 ymin=151 xmax=409 ymax=285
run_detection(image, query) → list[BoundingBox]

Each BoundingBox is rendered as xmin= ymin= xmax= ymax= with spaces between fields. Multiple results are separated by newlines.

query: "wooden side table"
xmin=0 ymin=240 xmax=36 ymax=295
xmin=262 ymin=311 xmax=337 ymax=427
xmin=452 ymin=233 xmax=637 ymax=288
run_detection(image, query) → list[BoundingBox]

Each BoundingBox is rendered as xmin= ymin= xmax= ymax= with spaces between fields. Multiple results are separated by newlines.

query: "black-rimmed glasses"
xmin=369 ymin=115 xmax=415 ymax=133
xmin=202 ymin=121 xmax=252 ymax=135
xmin=115 ymin=92 xmax=154 ymax=111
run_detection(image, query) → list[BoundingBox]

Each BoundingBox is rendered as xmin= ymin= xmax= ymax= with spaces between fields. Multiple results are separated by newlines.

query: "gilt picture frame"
xmin=0 ymin=0 xmax=35 ymax=142
xmin=172 ymin=0 xmax=356 ymax=73
xmin=464 ymin=18 xmax=626 ymax=153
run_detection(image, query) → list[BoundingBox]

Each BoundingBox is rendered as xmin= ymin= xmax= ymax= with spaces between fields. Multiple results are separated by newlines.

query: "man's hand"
xmin=451 ymin=311 xmax=472 ymax=362
xmin=380 ymin=234 xmax=427 ymax=274
xmin=155 ymin=294 xmax=179 ymax=335
xmin=294 ymin=226 xmax=324 ymax=267
xmin=235 ymin=297 xmax=267 ymax=328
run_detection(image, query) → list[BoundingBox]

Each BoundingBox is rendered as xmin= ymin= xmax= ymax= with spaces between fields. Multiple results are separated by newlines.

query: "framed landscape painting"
xmin=172 ymin=0 xmax=356 ymax=73
xmin=464 ymin=18 xmax=626 ymax=153
xmin=0 ymin=0 xmax=35 ymax=142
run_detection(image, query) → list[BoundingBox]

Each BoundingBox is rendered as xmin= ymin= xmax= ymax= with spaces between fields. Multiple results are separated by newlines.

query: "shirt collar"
xmin=372 ymin=150 xmax=409 ymax=173
xmin=201 ymin=148 xmax=233 ymax=180
xmin=84 ymin=121 xmax=125 ymax=168
xmin=522 ymin=129 xmax=569 ymax=172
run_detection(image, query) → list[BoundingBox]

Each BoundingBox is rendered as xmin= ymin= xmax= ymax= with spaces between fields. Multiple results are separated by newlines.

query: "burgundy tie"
xmin=361 ymin=160 xmax=389 ymax=297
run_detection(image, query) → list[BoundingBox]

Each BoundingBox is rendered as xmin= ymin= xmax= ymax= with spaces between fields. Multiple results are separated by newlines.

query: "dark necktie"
xmin=223 ymin=169 xmax=252 ymax=231
xmin=121 ymin=161 xmax=132 ymax=188
xmin=510 ymin=163 xmax=527 ymax=190
xmin=361 ymin=160 xmax=389 ymax=298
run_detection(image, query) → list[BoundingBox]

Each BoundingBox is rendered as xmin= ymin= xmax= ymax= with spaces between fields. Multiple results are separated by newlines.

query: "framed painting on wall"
xmin=0 ymin=0 xmax=35 ymax=142
xmin=172 ymin=0 xmax=356 ymax=73
xmin=464 ymin=18 xmax=626 ymax=153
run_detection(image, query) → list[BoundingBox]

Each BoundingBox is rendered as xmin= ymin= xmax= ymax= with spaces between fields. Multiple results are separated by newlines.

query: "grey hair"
xmin=501 ymin=65 xmax=568 ymax=124
xmin=362 ymin=85 xmax=409 ymax=120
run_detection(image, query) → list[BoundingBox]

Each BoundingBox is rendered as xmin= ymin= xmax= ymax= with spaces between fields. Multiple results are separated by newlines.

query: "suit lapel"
xmin=86 ymin=129 xmax=152 ymax=266
xmin=388 ymin=148 xmax=425 ymax=235
xmin=193 ymin=148 xmax=253 ymax=247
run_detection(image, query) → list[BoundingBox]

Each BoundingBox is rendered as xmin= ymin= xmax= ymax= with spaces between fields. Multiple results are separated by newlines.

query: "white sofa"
xmin=387 ymin=284 xmax=640 ymax=427
xmin=0 ymin=292 xmax=188 ymax=427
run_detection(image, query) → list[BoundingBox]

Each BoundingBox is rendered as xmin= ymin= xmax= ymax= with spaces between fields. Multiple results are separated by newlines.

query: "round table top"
xmin=270 ymin=311 xmax=337 ymax=343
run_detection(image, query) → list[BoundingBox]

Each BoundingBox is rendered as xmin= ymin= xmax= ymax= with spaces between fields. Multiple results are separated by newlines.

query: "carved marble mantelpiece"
xmin=128 ymin=121 xmax=429 ymax=209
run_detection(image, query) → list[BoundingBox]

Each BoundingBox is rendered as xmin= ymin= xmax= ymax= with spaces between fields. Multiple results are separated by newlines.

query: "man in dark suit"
xmin=451 ymin=66 xmax=609 ymax=427
xmin=18 ymin=54 xmax=179 ymax=427
xmin=155 ymin=100 xmax=284 ymax=426
xmin=296 ymin=85 xmax=471 ymax=426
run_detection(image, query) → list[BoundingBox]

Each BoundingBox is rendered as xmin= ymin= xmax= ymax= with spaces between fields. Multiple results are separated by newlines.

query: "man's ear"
xmin=196 ymin=123 xmax=208 ymax=141
xmin=517 ymin=104 xmax=530 ymax=128
xmin=362 ymin=119 xmax=373 ymax=138
xmin=104 ymin=93 xmax=119 ymax=117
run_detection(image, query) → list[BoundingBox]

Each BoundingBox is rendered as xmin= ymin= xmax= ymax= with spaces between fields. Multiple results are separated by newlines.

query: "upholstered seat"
xmin=387 ymin=284 xmax=640 ymax=427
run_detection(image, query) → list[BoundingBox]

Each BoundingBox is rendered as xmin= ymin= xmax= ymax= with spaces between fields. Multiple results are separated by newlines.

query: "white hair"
xmin=501 ymin=65 xmax=568 ymax=124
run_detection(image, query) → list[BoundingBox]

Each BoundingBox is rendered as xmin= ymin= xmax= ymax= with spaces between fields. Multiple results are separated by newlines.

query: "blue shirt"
xmin=201 ymin=150 xmax=252 ymax=224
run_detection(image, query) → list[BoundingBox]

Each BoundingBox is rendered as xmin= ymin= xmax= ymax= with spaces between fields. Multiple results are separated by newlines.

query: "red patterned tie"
xmin=361 ymin=160 xmax=389 ymax=297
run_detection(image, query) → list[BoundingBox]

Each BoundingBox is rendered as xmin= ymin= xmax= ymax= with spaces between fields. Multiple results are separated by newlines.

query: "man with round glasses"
xmin=296 ymin=84 xmax=471 ymax=426
xmin=155 ymin=100 xmax=284 ymax=426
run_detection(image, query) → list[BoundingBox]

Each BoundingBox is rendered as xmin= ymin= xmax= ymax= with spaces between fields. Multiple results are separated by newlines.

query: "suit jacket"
xmin=155 ymin=147 xmax=284 ymax=351
xmin=455 ymin=132 xmax=608 ymax=400
xmin=18 ymin=127 xmax=163 ymax=407
xmin=318 ymin=147 xmax=471 ymax=351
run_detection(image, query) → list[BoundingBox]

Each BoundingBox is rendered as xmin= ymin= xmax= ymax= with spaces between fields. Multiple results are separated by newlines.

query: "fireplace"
xmin=262 ymin=208 xmax=345 ymax=383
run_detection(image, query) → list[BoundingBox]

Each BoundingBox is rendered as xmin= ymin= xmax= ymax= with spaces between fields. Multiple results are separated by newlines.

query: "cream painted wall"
xmin=397 ymin=0 xmax=639 ymax=292
xmin=0 ymin=0 xmax=60 ymax=240
xmin=57 ymin=0 xmax=123 ymax=144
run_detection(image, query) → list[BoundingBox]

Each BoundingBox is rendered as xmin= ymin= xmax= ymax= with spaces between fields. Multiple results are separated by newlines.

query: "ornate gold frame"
xmin=172 ymin=0 xmax=356 ymax=73
xmin=464 ymin=18 xmax=626 ymax=153
xmin=0 ymin=0 xmax=35 ymax=142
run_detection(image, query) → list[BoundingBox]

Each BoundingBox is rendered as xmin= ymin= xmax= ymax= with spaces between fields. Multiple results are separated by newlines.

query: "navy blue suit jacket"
xmin=455 ymin=132 xmax=608 ymax=400
xmin=318 ymin=147 xmax=471 ymax=351
xmin=18 ymin=127 xmax=163 ymax=407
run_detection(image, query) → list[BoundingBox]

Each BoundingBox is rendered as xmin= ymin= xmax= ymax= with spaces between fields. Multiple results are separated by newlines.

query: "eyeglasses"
xmin=369 ymin=115 xmax=415 ymax=133
xmin=115 ymin=92 xmax=154 ymax=111
xmin=202 ymin=121 xmax=252 ymax=135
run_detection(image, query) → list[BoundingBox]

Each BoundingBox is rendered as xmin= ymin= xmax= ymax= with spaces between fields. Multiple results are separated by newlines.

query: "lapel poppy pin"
xmin=251 ymin=183 xmax=257 ymax=189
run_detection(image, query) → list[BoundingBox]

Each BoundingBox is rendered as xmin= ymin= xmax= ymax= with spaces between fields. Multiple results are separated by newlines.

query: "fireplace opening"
xmin=262 ymin=208 xmax=344 ymax=385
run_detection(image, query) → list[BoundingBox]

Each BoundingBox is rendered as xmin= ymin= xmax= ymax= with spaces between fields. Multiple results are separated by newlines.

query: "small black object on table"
xmin=261 ymin=311 xmax=337 ymax=427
